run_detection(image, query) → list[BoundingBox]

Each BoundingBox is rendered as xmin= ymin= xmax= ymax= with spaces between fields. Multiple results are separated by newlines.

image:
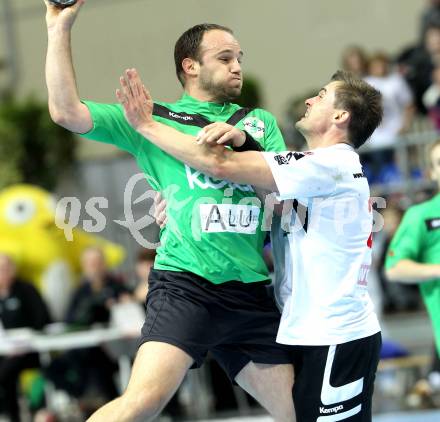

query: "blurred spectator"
xmin=341 ymin=45 xmax=369 ymax=77
xmin=425 ymin=23 xmax=440 ymax=65
xmin=423 ymin=65 xmax=440 ymax=130
xmin=47 ymin=247 xmax=130 ymax=406
xmin=386 ymin=139 xmax=440 ymax=361
xmin=0 ymin=253 xmax=51 ymax=421
xmin=363 ymin=52 xmax=414 ymax=183
xmin=133 ymin=248 xmax=156 ymax=303
xmin=406 ymin=344 xmax=440 ymax=408
xmin=376 ymin=206 xmax=421 ymax=313
xmin=365 ymin=52 xmax=415 ymax=142
xmin=66 ymin=246 xmax=130 ymax=326
xmin=420 ymin=0 xmax=440 ymax=41
xmin=397 ymin=24 xmax=440 ymax=114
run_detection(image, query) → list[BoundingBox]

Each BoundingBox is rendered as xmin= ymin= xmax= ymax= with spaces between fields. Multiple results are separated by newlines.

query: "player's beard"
xmin=199 ymin=72 xmax=242 ymax=103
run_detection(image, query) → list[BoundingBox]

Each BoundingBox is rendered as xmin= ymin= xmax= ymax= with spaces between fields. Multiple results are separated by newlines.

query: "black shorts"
xmin=290 ymin=332 xmax=382 ymax=422
xmin=140 ymin=269 xmax=291 ymax=381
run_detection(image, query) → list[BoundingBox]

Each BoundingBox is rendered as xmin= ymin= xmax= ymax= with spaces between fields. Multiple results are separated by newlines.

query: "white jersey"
xmin=263 ymin=144 xmax=380 ymax=346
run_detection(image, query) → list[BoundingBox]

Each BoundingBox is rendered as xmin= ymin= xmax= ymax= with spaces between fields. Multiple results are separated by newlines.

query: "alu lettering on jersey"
xmin=227 ymin=209 xmax=252 ymax=228
xmin=206 ymin=205 xmax=226 ymax=230
xmin=168 ymin=111 xmax=193 ymax=121
xmin=205 ymin=205 xmax=253 ymax=231
xmin=200 ymin=204 xmax=260 ymax=234
xmin=185 ymin=164 xmax=254 ymax=192
xmin=319 ymin=405 xmax=344 ymax=414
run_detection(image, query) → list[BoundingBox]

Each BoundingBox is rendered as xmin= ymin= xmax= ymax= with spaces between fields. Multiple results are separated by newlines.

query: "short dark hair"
xmin=331 ymin=70 xmax=383 ymax=149
xmin=174 ymin=23 xmax=234 ymax=86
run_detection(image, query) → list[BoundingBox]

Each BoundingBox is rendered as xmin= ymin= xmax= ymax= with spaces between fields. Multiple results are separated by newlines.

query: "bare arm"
xmin=386 ymin=259 xmax=440 ymax=284
xmin=142 ymin=121 xmax=276 ymax=190
xmin=117 ymin=69 xmax=278 ymax=191
xmin=44 ymin=0 xmax=92 ymax=133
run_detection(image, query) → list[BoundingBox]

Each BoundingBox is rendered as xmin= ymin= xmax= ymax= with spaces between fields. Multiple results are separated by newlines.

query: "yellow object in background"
xmin=0 ymin=184 xmax=125 ymax=320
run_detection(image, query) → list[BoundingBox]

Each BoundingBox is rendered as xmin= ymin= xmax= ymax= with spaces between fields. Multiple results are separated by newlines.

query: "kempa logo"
xmin=319 ymin=405 xmax=344 ymax=414
xmin=185 ymin=165 xmax=254 ymax=192
xmin=243 ymin=117 xmax=265 ymax=139
xmin=169 ymin=111 xmax=193 ymax=121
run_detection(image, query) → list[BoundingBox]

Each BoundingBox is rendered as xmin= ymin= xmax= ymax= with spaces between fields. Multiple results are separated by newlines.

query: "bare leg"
xmin=87 ymin=341 xmax=194 ymax=422
xmin=236 ymin=362 xmax=295 ymax=422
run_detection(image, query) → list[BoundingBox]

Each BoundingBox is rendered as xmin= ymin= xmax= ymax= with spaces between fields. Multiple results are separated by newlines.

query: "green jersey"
xmin=385 ymin=194 xmax=440 ymax=354
xmin=80 ymin=93 xmax=286 ymax=284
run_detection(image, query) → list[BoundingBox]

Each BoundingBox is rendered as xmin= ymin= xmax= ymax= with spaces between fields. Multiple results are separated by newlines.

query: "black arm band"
xmin=232 ymin=131 xmax=264 ymax=152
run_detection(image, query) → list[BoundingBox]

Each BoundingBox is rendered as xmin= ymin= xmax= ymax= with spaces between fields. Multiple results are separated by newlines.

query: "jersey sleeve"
xmin=258 ymin=110 xmax=286 ymax=152
xmin=385 ymin=206 xmax=424 ymax=269
xmin=79 ymin=100 xmax=139 ymax=155
xmin=262 ymin=150 xmax=337 ymax=199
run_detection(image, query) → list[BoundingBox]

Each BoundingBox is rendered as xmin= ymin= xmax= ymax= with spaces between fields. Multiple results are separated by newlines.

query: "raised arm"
xmin=117 ymin=68 xmax=277 ymax=191
xmin=44 ymin=0 xmax=92 ymax=133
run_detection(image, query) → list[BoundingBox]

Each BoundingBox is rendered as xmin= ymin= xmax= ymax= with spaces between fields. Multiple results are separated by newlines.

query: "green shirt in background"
xmin=80 ymin=93 xmax=286 ymax=284
xmin=385 ymin=194 xmax=440 ymax=355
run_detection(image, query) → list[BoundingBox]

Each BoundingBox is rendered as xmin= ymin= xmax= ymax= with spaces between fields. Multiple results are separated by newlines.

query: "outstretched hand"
xmin=44 ymin=0 xmax=85 ymax=31
xmin=116 ymin=68 xmax=154 ymax=131
xmin=196 ymin=122 xmax=246 ymax=148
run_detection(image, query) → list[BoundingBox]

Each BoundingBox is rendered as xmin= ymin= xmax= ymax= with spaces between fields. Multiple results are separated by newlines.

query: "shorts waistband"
xmin=149 ymin=269 xmax=270 ymax=291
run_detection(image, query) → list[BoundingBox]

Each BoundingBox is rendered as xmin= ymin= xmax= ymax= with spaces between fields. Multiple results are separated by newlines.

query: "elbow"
xmin=48 ymin=104 xmax=69 ymax=128
xmin=48 ymin=102 xmax=91 ymax=133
